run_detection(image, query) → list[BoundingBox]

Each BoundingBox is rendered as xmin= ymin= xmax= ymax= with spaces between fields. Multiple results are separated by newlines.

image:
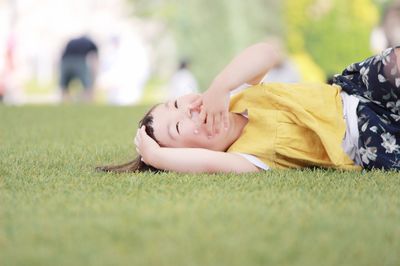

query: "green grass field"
xmin=1 ymin=105 xmax=400 ymax=266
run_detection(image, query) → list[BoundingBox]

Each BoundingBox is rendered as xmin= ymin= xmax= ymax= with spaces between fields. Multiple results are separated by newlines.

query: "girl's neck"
xmin=221 ymin=112 xmax=248 ymax=151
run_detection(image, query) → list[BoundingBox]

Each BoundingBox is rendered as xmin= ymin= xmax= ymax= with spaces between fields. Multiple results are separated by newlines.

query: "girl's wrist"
xmin=209 ymin=74 xmax=236 ymax=94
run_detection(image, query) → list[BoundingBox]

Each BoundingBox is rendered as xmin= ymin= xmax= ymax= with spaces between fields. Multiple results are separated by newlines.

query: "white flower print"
xmin=344 ymin=74 xmax=354 ymax=80
xmin=379 ymin=116 xmax=390 ymax=125
xmin=370 ymin=126 xmax=378 ymax=133
xmin=346 ymin=64 xmax=356 ymax=72
xmin=396 ymin=78 xmax=400 ymax=88
xmin=389 ymin=156 xmax=400 ymax=168
xmin=359 ymin=146 xmax=378 ymax=164
xmin=381 ymin=132 xmax=400 ymax=153
xmin=383 ymin=93 xmax=392 ymax=101
xmin=361 ymin=121 xmax=369 ymax=132
xmin=372 ymin=100 xmax=382 ymax=106
xmin=390 ymin=114 xmax=400 ymax=121
xmin=360 ymin=67 xmax=369 ymax=88
xmin=383 ymin=48 xmax=392 ymax=65
xmin=386 ymin=100 xmax=400 ymax=114
xmin=374 ymin=48 xmax=392 ymax=66
xmin=359 ymin=96 xmax=371 ymax=103
xmin=378 ymin=74 xmax=386 ymax=83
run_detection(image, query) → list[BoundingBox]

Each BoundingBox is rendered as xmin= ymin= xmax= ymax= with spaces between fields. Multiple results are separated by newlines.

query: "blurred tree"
xmin=372 ymin=0 xmax=395 ymax=13
xmin=129 ymin=0 xmax=283 ymax=89
xmin=129 ymin=0 xmax=386 ymax=87
xmin=284 ymin=0 xmax=380 ymax=79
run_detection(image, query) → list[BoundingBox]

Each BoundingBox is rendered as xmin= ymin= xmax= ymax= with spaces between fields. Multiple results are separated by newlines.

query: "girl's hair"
xmin=96 ymin=105 xmax=162 ymax=173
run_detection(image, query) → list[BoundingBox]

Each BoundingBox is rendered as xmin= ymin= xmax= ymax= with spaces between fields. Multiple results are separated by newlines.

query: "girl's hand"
xmin=186 ymin=93 xmax=202 ymax=117
xmin=134 ymin=126 xmax=160 ymax=165
xmin=191 ymin=88 xmax=230 ymax=137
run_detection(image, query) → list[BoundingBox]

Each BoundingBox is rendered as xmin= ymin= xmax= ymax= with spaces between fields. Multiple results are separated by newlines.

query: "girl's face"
xmin=150 ymin=94 xmax=231 ymax=151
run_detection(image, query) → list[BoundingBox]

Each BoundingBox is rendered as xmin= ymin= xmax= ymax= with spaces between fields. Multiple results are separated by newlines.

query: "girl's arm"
xmin=210 ymin=41 xmax=283 ymax=89
xmin=135 ymin=126 xmax=259 ymax=173
xmin=151 ymin=148 xmax=260 ymax=173
xmin=194 ymin=41 xmax=283 ymax=135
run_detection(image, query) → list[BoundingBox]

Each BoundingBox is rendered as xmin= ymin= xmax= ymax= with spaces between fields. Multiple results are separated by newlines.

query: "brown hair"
xmin=96 ymin=105 xmax=162 ymax=173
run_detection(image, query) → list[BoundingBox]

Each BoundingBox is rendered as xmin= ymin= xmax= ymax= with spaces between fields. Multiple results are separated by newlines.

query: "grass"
xmin=1 ymin=104 xmax=400 ymax=266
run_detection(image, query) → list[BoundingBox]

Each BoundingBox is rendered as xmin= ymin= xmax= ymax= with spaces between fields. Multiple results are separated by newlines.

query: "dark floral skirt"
xmin=333 ymin=46 xmax=400 ymax=170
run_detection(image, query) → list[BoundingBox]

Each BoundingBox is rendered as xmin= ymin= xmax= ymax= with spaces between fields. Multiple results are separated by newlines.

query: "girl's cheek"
xmin=182 ymin=120 xmax=204 ymax=137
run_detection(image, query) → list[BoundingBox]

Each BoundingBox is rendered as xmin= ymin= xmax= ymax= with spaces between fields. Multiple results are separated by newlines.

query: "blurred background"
xmin=0 ymin=0 xmax=397 ymax=105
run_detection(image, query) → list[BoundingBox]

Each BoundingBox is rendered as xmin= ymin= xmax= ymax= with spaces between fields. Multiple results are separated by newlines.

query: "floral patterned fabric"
xmin=333 ymin=46 xmax=400 ymax=170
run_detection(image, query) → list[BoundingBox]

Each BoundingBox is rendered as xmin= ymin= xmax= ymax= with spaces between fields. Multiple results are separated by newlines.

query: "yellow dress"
xmin=227 ymin=82 xmax=360 ymax=170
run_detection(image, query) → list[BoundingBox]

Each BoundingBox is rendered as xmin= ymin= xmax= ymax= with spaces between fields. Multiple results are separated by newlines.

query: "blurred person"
xmin=167 ymin=59 xmax=199 ymax=100
xmin=0 ymin=76 xmax=4 ymax=102
xmin=382 ymin=0 xmax=400 ymax=47
xmin=100 ymin=34 xmax=149 ymax=105
xmin=371 ymin=0 xmax=400 ymax=52
xmin=59 ymin=35 xmax=98 ymax=102
xmin=0 ymin=79 xmax=3 ymax=102
xmin=97 ymin=42 xmax=400 ymax=173
xmin=262 ymin=58 xmax=301 ymax=83
xmin=0 ymin=30 xmax=18 ymax=104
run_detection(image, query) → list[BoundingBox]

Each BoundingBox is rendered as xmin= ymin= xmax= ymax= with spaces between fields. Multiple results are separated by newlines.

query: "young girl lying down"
xmin=98 ymin=42 xmax=400 ymax=173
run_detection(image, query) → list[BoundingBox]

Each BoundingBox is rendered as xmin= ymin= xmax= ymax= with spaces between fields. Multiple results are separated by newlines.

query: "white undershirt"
xmin=231 ymin=84 xmax=361 ymax=170
xmin=340 ymin=91 xmax=362 ymax=166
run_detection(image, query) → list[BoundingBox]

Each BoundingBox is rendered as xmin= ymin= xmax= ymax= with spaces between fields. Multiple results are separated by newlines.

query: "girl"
xmin=98 ymin=42 xmax=400 ymax=173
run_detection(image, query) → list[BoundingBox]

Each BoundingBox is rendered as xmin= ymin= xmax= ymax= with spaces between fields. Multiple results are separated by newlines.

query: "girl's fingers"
xmin=206 ymin=114 xmax=214 ymax=137
xmin=135 ymin=131 xmax=141 ymax=153
xmin=222 ymin=111 xmax=229 ymax=130
xmin=196 ymin=108 xmax=207 ymax=134
xmin=214 ymin=113 xmax=221 ymax=134
xmin=198 ymin=108 xmax=207 ymax=125
xmin=135 ymin=130 xmax=141 ymax=144
xmin=140 ymin=125 xmax=146 ymax=136
xmin=189 ymin=97 xmax=202 ymax=109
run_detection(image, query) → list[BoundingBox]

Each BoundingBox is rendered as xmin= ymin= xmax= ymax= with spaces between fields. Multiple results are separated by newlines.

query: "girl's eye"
xmin=176 ymin=122 xmax=180 ymax=134
xmin=174 ymin=100 xmax=178 ymax=109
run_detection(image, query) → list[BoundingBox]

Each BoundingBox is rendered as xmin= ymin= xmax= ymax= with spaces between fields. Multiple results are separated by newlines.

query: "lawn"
xmin=1 ymin=105 xmax=399 ymax=266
